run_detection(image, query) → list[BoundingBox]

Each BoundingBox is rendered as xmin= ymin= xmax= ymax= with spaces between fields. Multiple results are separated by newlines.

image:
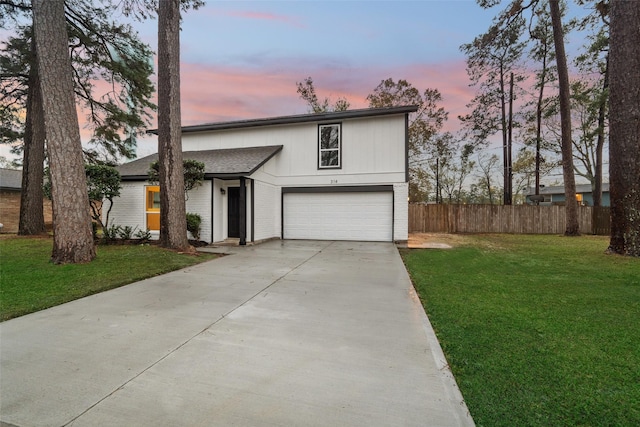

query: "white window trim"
xmin=318 ymin=123 xmax=341 ymax=169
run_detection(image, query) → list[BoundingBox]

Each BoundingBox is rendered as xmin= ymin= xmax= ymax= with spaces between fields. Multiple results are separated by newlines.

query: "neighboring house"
xmin=0 ymin=168 xmax=53 ymax=232
xmin=109 ymin=106 xmax=417 ymax=244
xmin=525 ymin=183 xmax=610 ymax=206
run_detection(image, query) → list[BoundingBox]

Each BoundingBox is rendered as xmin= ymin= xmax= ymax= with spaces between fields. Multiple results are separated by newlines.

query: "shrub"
xmin=186 ymin=213 xmax=202 ymax=240
xmin=134 ymin=228 xmax=152 ymax=243
xmin=117 ymin=225 xmax=135 ymax=240
xmin=103 ymin=224 xmax=122 ymax=243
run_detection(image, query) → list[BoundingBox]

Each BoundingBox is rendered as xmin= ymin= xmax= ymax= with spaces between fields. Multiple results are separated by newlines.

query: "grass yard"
xmin=402 ymin=234 xmax=640 ymax=427
xmin=0 ymin=236 xmax=217 ymax=321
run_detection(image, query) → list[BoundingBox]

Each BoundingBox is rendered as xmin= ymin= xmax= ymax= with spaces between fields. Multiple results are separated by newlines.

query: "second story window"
xmin=318 ymin=124 xmax=341 ymax=169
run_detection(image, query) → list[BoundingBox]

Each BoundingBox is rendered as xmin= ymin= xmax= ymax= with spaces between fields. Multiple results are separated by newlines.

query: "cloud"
xmin=177 ymin=58 xmax=476 ymax=133
xmin=206 ymin=8 xmax=305 ymax=28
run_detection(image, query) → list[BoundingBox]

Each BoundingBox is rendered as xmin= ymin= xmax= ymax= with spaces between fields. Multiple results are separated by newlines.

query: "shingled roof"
xmin=0 ymin=168 xmax=22 ymax=190
xmin=119 ymin=145 xmax=283 ymax=180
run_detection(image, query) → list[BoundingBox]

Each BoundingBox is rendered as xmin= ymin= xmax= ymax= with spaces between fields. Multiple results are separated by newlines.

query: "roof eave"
xmin=147 ymin=106 xmax=418 ymax=135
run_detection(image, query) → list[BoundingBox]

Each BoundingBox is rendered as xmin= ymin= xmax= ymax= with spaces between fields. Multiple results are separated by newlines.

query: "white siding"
xmin=118 ymin=111 xmax=410 ymax=243
xmin=253 ymin=180 xmax=280 ymax=241
xmin=106 ymin=182 xmax=146 ymax=233
xmin=180 ymin=114 xmax=407 ymax=187
xmin=212 ymin=179 xmax=254 ymax=243
xmin=107 ymin=181 xmax=214 ymax=243
xmin=212 ymin=179 xmax=225 ymax=243
xmin=393 ymin=183 xmax=409 ymax=242
xmin=185 ymin=180 xmax=212 ymax=242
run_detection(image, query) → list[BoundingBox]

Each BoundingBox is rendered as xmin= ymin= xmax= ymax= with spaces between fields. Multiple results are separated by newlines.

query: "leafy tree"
xmin=512 ymin=149 xmax=538 ymax=203
xmin=86 ymin=164 xmax=121 ymax=230
xmin=607 ymin=0 xmax=640 ymax=256
xmin=428 ymin=133 xmax=475 ymax=204
xmin=366 ymin=78 xmax=448 ymax=202
xmin=0 ymin=3 xmax=155 ymax=161
xmin=118 ymin=0 xmax=203 ymax=251
xmin=44 ymin=163 xmax=121 ymax=232
xmin=544 ymin=79 xmax=608 ymax=199
xmin=575 ymin=0 xmax=610 ymax=206
xmin=118 ymin=0 xmax=205 ymax=20
xmin=148 ymin=159 xmax=205 ymax=199
xmin=474 ymin=152 xmax=502 ymax=204
xmin=1 ymin=1 xmax=155 ymax=235
xmin=460 ymin=11 xmax=526 ymax=205
xmin=296 ymin=77 xmax=350 ymax=113
xmin=32 ymin=0 xmax=95 ymax=263
xmin=522 ymin=0 xmax=557 ymax=197
xmin=0 ymin=156 xmax=18 ymax=168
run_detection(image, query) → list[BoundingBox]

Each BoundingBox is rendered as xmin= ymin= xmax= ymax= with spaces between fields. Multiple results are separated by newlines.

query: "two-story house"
xmin=108 ymin=105 xmax=416 ymax=244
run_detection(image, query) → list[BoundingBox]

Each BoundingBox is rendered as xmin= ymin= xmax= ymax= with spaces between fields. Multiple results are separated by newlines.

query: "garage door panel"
xmin=283 ymin=192 xmax=393 ymax=241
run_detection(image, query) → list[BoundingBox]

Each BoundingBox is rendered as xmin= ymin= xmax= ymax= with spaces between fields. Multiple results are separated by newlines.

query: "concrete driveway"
xmin=0 ymin=240 xmax=473 ymax=426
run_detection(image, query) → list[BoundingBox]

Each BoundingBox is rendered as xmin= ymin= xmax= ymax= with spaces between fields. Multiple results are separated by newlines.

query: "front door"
xmin=227 ymin=187 xmax=240 ymax=238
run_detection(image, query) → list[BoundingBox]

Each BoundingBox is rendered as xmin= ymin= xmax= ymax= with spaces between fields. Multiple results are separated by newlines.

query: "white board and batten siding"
xmin=185 ymin=181 xmax=212 ymax=241
xmin=181 ymin=115 xmax=407 ymax=186
xmin=253 ymin=181 xmax=281 ymax=242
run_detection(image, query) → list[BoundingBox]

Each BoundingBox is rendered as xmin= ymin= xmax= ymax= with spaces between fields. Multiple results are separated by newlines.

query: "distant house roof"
xmin=146 ymin=105 xmax=418 ymax=135
xmin=0 ymin=168 xmax=22 ymax=190
xmin=525 ymin=183 xmax=610 ymax=196
xmin=119 ymin=145 xmax=284 ymax=180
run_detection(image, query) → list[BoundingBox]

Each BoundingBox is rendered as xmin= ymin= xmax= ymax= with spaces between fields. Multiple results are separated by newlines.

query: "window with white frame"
xmin=318 ymin=123 xmax=341 ymax=169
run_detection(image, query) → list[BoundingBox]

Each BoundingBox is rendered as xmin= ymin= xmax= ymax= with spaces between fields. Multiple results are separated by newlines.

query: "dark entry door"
xmin=228 ymin=187 xmax=240 ymax=238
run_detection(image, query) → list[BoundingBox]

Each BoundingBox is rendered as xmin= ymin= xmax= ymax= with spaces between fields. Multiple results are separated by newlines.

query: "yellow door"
xmin=146 ymin=186 xmax=160 ymax=231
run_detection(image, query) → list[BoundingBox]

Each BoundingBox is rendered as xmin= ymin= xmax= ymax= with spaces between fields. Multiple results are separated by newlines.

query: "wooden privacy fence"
xmin=409 ymin=204 xmax=611 ymax=235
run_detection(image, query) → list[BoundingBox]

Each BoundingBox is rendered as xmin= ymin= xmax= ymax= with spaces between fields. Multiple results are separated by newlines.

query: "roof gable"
xmin=119 ymin=145 xmax=283 ymax=179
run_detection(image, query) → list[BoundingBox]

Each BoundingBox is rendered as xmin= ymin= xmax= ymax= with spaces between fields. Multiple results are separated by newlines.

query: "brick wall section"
xmin=0 ymin=190 xmax=53 ymax=233
xmin=393 ymin=183 xmax=408 ymax=242
xmin=253 ymin=180 xmax=280 ymax=241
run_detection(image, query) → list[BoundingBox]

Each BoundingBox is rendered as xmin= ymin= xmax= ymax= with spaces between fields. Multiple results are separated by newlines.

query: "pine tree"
xmin=32 ymin=0 xmax=95 ymax=263
xmin=607 ymin=0 xmax=640 ymax=256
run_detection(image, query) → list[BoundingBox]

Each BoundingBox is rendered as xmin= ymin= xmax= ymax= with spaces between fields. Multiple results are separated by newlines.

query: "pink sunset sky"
xmin=131 ymin=0 xmax=502 ymax=157
xmin=0 ymin=0 xmax=592 ymax=164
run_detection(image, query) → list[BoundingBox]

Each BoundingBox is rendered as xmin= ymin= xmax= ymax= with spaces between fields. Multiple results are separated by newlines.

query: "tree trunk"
xmin=157 ymin=0 xmax=190 ymax=250
xmin=549 ymin=0 xmax=579 ymax=235
xmin=535 ymin=47 xmax=548 ymax=197
xmin=507 ymin=72 xmax=514 ymax=205
xmin=19 ymin=37 xmax=46 ymax=235
xmin=32 ymin=0 xmax=95 ymax=263
xmin=607 ymin=0 xmax=640 ymax=256
xmin=593 ymin=55 xmax=609 ymax=207
xmin=500 ymin=64 xmax=511 ymax=205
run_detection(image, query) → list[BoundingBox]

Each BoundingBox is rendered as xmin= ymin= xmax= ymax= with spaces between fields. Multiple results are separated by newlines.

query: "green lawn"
xmin=0 ymin=236 xmax=217 ymax=321
xmin=402 ymin=234 xmax=640 ymax=427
